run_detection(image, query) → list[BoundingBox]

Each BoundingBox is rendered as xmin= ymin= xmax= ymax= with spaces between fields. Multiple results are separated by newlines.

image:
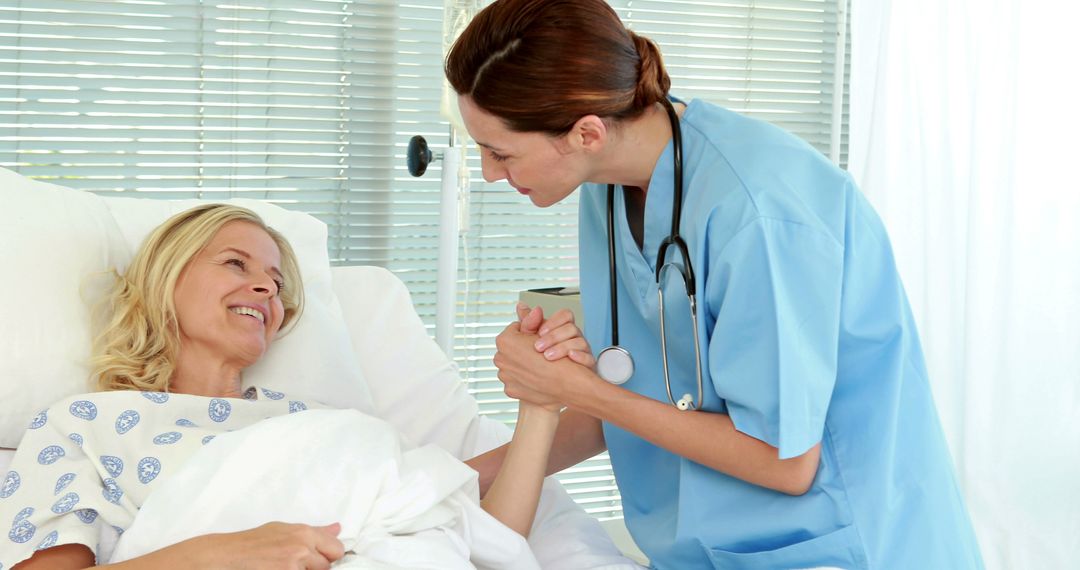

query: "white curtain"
xmin=847 ymin=1 xmax=1080 ymax=568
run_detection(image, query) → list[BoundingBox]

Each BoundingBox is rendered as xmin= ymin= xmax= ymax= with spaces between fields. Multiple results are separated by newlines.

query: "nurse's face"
xmin=458 ymin=95 xmax=587 ymax=208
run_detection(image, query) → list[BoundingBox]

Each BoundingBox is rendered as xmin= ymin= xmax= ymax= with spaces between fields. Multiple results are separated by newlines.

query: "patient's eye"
xmin=489 ymin=150 xmax=509 ymax=163
xmin=225 ymin=257 xmax=283 ymax=295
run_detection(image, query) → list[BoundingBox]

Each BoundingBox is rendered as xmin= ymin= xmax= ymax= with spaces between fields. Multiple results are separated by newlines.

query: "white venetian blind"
xmin=614 ymin=0 xmax=847 ymax=157
xmin=0 ymin=0 xmax=448 ymax=303
xmin=0 ymin=0 xmax=847 ymax=523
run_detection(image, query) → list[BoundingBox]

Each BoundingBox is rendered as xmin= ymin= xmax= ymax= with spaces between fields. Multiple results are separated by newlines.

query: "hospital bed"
xmin=0 ymin=167 xmax=642 ymax=568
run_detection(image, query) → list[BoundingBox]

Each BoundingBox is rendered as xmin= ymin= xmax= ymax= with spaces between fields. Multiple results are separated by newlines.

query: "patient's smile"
xmin=229 ymin=306 xmax=265 ymax=324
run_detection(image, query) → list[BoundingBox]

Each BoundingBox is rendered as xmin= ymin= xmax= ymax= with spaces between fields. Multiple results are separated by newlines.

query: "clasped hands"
xmin=492 ymin=303 xmax=596 ymax=411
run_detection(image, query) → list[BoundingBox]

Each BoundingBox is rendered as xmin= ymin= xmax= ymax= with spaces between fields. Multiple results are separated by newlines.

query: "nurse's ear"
xmin=563 ymin=115 xmax=608 ymax=155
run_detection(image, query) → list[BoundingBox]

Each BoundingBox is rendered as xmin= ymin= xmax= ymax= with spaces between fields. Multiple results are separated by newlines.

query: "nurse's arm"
xmin=466 ymin=408 xmax=606 ymax=497
xmin=564 ymin=368 xmax=820 ymax=496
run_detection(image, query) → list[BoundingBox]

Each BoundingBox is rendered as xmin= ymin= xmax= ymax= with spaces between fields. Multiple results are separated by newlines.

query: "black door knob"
xmin=406 ymin=135 xmax=433 ymax=177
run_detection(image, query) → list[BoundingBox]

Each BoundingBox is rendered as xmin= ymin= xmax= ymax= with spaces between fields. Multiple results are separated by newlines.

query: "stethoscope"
xmin=595 ymin=99 xmax=705 ymax=412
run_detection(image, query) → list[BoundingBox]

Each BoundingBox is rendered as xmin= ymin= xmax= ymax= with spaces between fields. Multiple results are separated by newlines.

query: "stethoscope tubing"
xmin=606 ymin=182 xmax=621 ymax=346
xmin=600 ymin=98 xmax=705 ymax=411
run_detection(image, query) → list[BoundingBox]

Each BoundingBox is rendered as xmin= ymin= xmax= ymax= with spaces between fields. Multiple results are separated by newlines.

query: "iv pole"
xmin=406 ymin=132 xmax=468 ymax=358
xmin=405 ymin=0 xmax=479 ymax=358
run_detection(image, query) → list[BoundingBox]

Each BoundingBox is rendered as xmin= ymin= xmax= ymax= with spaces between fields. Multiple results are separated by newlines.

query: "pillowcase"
xmin=330 ymin=265 xmax=479 ymax=456
xmin=0 ymin=169 xmax=128 ymax=447
xmin=0 ymin=167 xmax=373 ymax=448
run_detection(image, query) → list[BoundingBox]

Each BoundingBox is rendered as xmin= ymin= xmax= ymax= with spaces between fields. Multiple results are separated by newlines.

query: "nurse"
xmin=452 ymin=0 xmax=984 ymax=568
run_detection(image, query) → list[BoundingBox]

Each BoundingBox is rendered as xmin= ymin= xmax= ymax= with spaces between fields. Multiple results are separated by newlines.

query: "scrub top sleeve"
xmin=706 ymin=217 xmax=843 ymax=459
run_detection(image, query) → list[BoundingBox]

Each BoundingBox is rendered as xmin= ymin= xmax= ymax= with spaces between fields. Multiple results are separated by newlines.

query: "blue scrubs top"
xmin=578 ymin=99 xmax=984 ymax=569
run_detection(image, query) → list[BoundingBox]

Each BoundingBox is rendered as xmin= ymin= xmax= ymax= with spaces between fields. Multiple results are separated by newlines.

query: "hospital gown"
xmin=0 ymin=387 xmax=319 ymax=568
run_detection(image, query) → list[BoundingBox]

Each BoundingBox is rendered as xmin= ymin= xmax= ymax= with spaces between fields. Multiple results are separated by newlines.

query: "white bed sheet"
xmin=3 ymin=432 xmax=641 ymax=569
xmin=110 ymin=409 xmax=539 ymax=569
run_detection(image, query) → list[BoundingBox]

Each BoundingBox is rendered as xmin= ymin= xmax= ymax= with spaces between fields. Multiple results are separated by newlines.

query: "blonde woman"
xmin=0 ymin=204 xmax=560 ymax=570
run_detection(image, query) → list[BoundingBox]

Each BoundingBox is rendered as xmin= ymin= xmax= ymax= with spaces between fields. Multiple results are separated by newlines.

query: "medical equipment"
xmin=520 ymin=286 xmax=584 ymax=328
xmin=406 ymin=134 xmax=470 ymax=357
xmin=596 ymin=99 xmax=705 ymax=412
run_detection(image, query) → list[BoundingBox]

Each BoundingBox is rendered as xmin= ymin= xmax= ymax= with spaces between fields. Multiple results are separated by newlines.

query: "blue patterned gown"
xmin=0 ymin=387 xmax=318 ymax=568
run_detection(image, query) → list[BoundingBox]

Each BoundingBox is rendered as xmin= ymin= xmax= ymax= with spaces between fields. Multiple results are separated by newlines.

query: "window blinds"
xmin=0 ymin=0 xmax=847 ymax=521
xmin=0 ymin=0 xmax=447 ymax=274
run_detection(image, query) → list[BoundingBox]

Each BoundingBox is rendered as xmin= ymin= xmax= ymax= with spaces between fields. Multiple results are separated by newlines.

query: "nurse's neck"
xmin=594 ymin=101 xmax=686 ymax=194
xmin=592 ymin=101 xmax=685 ymax=250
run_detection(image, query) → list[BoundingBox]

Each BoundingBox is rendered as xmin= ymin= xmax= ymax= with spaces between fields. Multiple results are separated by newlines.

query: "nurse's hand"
xmin=494 ymin=320 xmax=586 ymax=409
xmin=516 ymin=303 xmax=596 ymax=369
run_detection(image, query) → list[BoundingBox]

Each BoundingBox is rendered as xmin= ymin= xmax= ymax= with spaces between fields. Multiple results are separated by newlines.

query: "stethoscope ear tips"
xmin=676 ymin=394 xmax=694 ymax=411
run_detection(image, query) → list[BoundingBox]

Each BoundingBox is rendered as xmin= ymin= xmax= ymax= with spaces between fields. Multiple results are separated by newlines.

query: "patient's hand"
xmin=186 ymin=522 xmax=344 ymax=569
xmin=494 ymin=316 xmax=604 ymax=413
xmin=516 ymin=303 xmax=596 ymax=369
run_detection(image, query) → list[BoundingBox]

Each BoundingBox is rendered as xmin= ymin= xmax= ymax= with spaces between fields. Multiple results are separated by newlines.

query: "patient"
xmin=0 ymin=204 xmax=561 ymax=569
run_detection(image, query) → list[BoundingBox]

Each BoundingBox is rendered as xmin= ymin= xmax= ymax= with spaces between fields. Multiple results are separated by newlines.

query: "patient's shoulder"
xmin=44 ymin=389 xmax=164 ymax=414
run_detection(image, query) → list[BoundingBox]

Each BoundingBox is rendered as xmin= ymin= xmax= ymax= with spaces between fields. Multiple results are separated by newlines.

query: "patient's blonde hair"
xmin=92 ymin=204 xmax=305 ymax=393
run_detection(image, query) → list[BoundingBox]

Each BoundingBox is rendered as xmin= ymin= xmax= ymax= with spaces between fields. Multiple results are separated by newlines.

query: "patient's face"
xmin=173 ymin=221 xmax=286 ymax=367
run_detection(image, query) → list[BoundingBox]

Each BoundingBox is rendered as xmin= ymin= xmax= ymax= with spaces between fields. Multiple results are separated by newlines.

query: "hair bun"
xmin=445 ymin=0 xmax=672 ymax=131
xmin=630 ymin=31 xmax=671 ymax=110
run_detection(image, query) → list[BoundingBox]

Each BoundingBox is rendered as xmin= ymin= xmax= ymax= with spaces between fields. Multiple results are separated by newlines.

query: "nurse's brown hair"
xmin=444 ymin=0 xmax=671 ymax=135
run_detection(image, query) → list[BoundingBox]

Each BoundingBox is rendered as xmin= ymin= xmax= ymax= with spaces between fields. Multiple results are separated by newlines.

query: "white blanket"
xmin=109 ymin=409 xmax=539 ymax=569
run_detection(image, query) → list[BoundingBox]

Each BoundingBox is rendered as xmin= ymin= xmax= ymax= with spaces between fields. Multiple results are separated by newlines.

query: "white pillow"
xmin=0 ymin=168 xmax=373 ymax=448
xmin=331 ymin=265 xmax=480 ymax=456
xmin=0 ymin=169 xmax=127 ymax=447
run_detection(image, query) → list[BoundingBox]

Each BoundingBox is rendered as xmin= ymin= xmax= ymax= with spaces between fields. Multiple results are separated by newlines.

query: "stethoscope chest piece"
xmin=597 ymin=346 xmax=634 ymax=385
